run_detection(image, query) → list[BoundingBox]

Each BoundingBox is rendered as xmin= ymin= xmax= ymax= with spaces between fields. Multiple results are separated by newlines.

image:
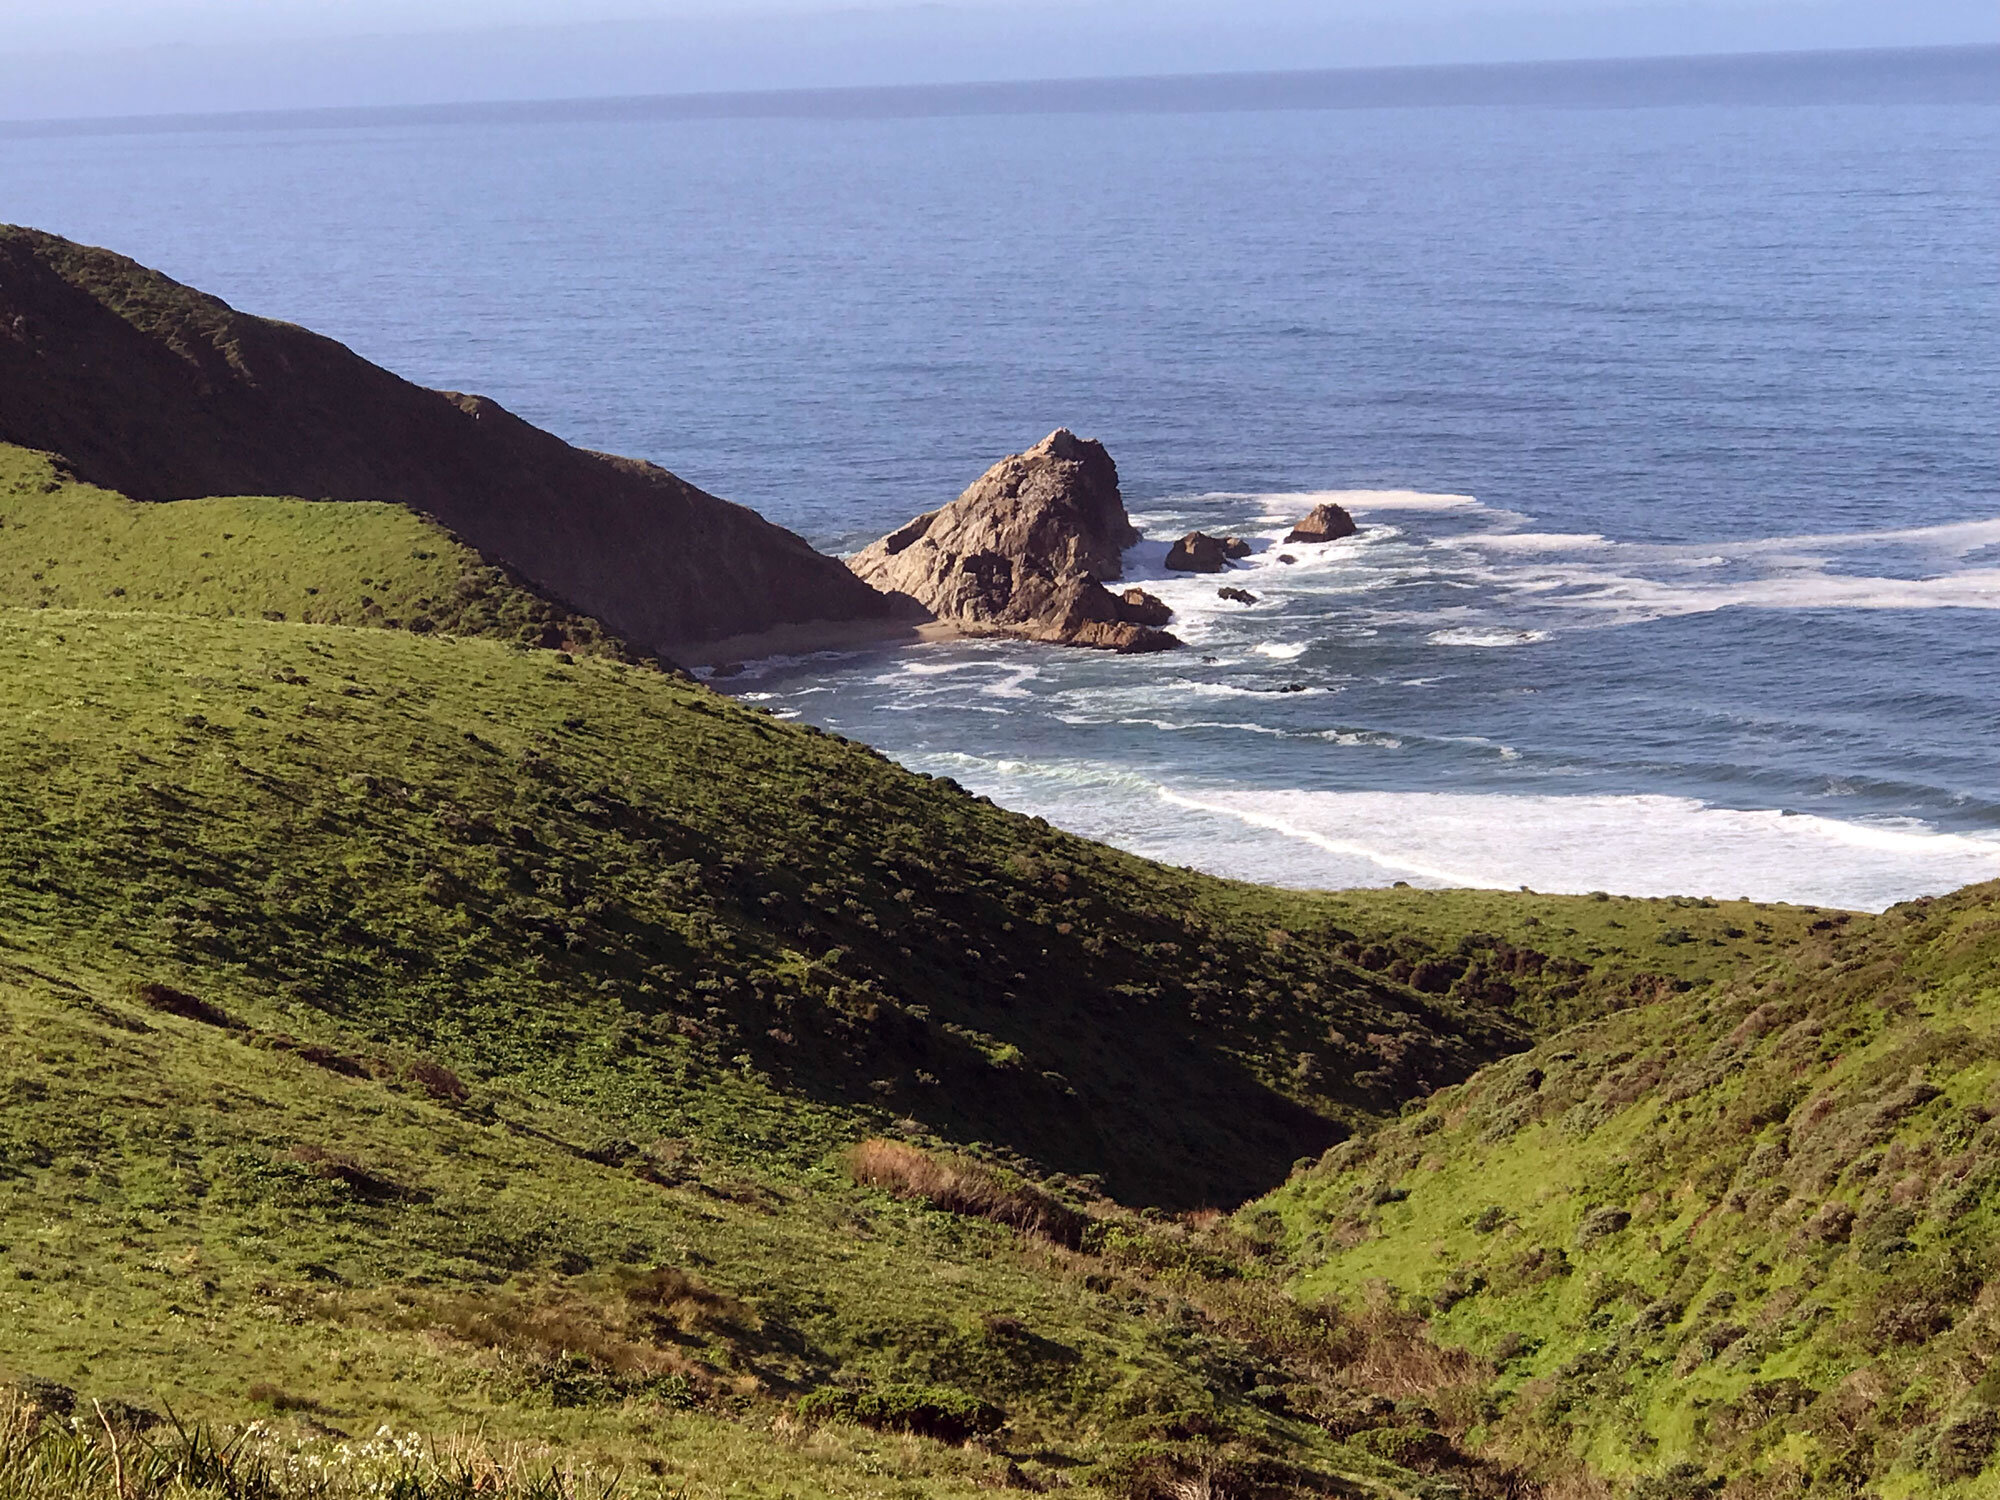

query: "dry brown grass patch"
xmin=847 ymin=1138 xmax=1086 ymax=1248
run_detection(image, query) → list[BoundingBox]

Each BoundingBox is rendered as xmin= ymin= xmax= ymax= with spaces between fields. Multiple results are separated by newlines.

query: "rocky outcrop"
xmin=1165 ymin=531 xmax=1251 ymax=573
xmin=849 ymin=430 xmax=1179 ymax=653
xmin=0 ymin=225 xmax=899 ymax=654
xmin=1218 ymin=586 xmax=1258 ymax=605
xmin=1285 ymin=501 xmax=1359 ymax=544
xmin=1118 ymin=588 xmax=1172 ymax=627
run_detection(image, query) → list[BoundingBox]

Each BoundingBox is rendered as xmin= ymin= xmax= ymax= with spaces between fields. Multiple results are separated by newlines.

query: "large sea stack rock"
xmin=1285 ymin=501 xmax=1359 ymax=544
xmin=0 ymin=225 xmax=899 ymax=655
xmin=850 ymin=430 xmax=1179 ymax=652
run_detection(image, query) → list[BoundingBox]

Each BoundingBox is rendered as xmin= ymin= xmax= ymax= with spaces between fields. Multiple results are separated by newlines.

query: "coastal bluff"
xmin=0 ymin=225 xmax=898 ymax=654
xmin=849 ymin=429 xmax=1178 ymax=652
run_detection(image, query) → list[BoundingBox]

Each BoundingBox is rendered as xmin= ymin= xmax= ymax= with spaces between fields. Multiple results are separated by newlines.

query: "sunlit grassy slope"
xmin=1261 ymin=887 xmax=2000 ymax=1495
xmin=0 ymin=444 xmax=626 ymax=657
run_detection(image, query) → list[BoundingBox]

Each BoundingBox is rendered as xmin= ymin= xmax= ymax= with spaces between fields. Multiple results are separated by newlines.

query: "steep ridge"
xmin=1260 ymin=887 xmax=2000 ymax=1494
xmin=0 ymin=225 xmax=897 ymax=652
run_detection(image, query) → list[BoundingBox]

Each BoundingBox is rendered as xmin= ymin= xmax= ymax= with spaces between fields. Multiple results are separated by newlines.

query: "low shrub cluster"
xmin=795 ymin=1383 xmax=1003 ymax=1443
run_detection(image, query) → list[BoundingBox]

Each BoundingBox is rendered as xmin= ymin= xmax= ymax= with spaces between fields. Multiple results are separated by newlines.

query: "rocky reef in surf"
xmin=1285 ymin=501 xmax=1359 ymax=544
xmin=849 ymin=429 xmax=1180 ymax=652
xmin=1165 ymin=530 xmax=1253 ymax=573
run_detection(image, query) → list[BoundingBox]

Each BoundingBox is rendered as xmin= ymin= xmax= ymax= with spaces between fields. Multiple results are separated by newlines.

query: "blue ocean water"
xmin=4 ymin=69 xmax=1998 ymax=907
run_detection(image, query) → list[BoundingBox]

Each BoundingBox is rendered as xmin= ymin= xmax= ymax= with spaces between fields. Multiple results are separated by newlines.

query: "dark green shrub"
xmin=796 ymin=1383 xmax=1003 ymax=1442
xmin=1350 ymin=1425 xmax=1454 ymax=1468
xmin=1934 ymin=1408 xmax=1999 ymax=1481
xmin=134 ymin=981 xmax=240 ymax=1029
xmin=1632 ymin=1461 xmax=1723 ymax=1500
xmin=1575 ymin=1206 xmax=1632 ymax=1248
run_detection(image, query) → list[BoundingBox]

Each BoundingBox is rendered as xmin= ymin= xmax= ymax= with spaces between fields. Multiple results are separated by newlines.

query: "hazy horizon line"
xmin=3 ymin=39 xmax=1995 ymax=140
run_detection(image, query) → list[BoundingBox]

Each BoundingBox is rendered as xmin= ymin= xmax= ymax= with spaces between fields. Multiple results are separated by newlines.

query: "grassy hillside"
xmin=0 ymin=603 xmax=1531 ymax=1209
xmin=1261 ymin=887 xmax=2000 ymax=1495
xmin=0 ymin=443 xmax=628 ymax=657
xmin=0 ymin=601 xmax=1566 ymax=1499
xmin=0 ymin=457 xmax=1858 ymax=1498
xmin=2 ymin=958 xmax=1400 ymax=1499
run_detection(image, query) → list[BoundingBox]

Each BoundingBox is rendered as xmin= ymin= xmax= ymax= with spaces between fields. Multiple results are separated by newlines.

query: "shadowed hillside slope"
xmin=0 ymin=225 xmax=897 ymax=652
xmin=1261 ymin=886 xmax=2000 ymax=1494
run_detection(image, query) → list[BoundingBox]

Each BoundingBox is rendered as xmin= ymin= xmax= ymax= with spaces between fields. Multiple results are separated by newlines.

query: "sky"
xmin=1 ymin=0 xmax=1995 ymax=120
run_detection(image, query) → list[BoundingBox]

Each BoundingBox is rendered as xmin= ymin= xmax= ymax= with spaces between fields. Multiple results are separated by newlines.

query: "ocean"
xmin=5 ymin=52 xmax=1998 ymax=909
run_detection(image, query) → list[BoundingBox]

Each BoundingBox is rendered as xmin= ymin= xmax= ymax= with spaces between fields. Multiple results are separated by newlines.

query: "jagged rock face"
xmin=1118 ymin=588 xmax=1173 ymax=627
xmin=1285 ymin=501 xmax=1359 ymax=544
xmin=0 ymin=225 xmax=898 ymax=652
xmin=851 ymin=430 xmax=1179 ymax=653
xmin=1165 ymin=531 xmax=1250 ymax=572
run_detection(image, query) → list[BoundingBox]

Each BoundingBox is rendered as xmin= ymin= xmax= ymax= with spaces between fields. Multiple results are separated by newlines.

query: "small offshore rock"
xmin=1217 ymin=586 xmax=1258 ymax=605
xmin=1278 ymin=553 xmax=1297 ymax=564
xmin=1285 ymin=502 xmax=1358 ymax=544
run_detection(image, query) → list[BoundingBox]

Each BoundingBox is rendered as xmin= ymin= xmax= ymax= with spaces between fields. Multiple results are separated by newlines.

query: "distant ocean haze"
xmin=1 ymin=9 xmax=1998 ymax=117
xmin=4 ymin=53 xmax=1996 ymax=907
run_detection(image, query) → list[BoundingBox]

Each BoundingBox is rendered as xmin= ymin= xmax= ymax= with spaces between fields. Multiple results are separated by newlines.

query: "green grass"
xmin=0 ymin=444 xmax=627 ymax=657
xmin=0 ymin=964 xmax=1249 ymax=1496
xmin=0 ymin=600 xmax=1537 ymax=1497
xmin=0 ymin=449 xmax=1902 ymax=1498
xmin=1261 ymin=888 xmax=2000 ymax=1494
xmin=0 ymin=598 xmax=1560 ymax=1209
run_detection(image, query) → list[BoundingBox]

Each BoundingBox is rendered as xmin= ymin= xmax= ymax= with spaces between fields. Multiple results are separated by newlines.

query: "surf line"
xmin=1152 ymin=786 xmax=1494 ymax=888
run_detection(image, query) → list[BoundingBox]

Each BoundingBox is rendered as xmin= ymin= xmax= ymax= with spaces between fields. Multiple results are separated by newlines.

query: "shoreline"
xmin=669 ymin=615 xmax=962 ymax=668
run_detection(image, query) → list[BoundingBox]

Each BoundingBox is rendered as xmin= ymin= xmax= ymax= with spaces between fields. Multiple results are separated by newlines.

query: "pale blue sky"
xmin=9 ymin=0 xmax=1994 ymax=52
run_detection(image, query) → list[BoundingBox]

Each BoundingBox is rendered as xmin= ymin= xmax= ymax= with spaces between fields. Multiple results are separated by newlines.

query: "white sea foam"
xmin=1153 ymin=787 xmax=2000 ymax=910
xmin=1464 ymin=531 xmax=1614 ymax=553
xmin=1434 ymin=512 xmax=2000 ymax=628
xmin=1308 ymin=489 xmax=1484 ymax=513
xmin=895 ymin=749 xmax=2000 ymax=910
xmin=1426 ymin=628 xmax=1552 ymax=648
xmin=1092 ymin=717 xmax=1402 ymax=748
xmin=1253 ymin=642 xmax=1310 ymax=660
xmin=1168 ymin=487 xmax=1483 ymax=517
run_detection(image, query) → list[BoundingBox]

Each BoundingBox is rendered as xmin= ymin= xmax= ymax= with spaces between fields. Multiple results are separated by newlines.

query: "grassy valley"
xmin=0 ymin=403 xmax=1956 ymax=1500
